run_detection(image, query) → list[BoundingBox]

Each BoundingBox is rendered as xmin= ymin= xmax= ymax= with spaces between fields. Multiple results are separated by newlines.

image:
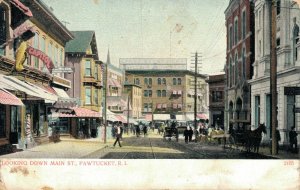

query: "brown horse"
xmin=244 ymin=124 xmax=267 ymax=153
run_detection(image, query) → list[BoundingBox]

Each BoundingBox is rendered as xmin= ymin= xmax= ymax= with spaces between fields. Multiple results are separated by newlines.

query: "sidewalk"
xmin=257 ymin=145 xmax=299 ymax=159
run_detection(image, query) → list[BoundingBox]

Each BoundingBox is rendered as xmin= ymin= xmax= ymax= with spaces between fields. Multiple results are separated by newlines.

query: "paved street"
xmin=1 ymin=131 xmax=293 ymax=159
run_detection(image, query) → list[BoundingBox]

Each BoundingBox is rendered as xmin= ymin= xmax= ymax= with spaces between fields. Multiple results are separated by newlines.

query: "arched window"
xmin=173 ymin=78 xmax=177 ymax=85
xmin=0 ymin=5 xmax=7 ymax=56
xmin=144 ymin=78 xmax=148 ymax=85
xmin=162 ymin=78 xmax=166 ymax=85
xmin=242 ymin=48 xmax=246 ymax=78
xmin=162 ymin=90 xmax=166 ymax=97
xmin=157 ymin=78 xmax=161 ymax=85
xmin=293 ymin=18 xmax=299 ymax=63
xmin=149 ymin=78 xmax=152 ymax=85
xmin=157 ymin=90 xmax=161 ymax=97
xmin=235 ymin=53 xmax=238 ymax=84
xmin=234 ymin=18 xmax=238 ymax=45
xmin=33 ymin=33 xmax=39 ymax=68
xmin=229 ymin=58 xmax=232 ymax=87
xmin=178 ymin=78 xmax=182 ymax=85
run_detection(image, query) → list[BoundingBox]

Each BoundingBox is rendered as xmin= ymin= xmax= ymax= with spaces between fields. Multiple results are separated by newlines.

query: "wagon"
xmin=163 ymin=126 xmax=179 ymax=141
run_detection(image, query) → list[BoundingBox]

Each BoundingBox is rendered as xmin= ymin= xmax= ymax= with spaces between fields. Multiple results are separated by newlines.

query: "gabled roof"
xmin=65 ymin=31 xmax=95 ymax=53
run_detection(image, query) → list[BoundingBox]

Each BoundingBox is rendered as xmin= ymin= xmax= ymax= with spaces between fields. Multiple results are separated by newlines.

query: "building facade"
xmin=206 ymin=73 xmax=225 ymax=129
xmin=125 ymin=69 xmax=208 ymax=121
xmin=123 ymin=83 xmax=142 ymax=119
xmin=249 ymin=0 xmax=300 ymax=145
xmin=65 ymin=31 xmax=102 ymax=138
xmin=224 ymin=0 xmax=255 ymax=131
xmin=0 ymin=0 xmax=74 ymax=150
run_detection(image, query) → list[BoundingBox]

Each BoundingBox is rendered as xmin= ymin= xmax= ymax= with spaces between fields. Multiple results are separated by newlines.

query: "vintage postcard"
xmin=0 ymin=0 xmax=299 ymax=189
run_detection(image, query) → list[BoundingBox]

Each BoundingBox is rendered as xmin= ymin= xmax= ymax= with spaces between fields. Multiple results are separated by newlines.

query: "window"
xmin=134 ymin=78 xmax=140 ymax=85
xmin=162 ymin=78 xmax=166 ymax=85
xmin=85 ymin=87 xmax=91 ymax=105
xmin=242 ymin=11 xmax=246 ymax=39
xmin=0 ymin=104 xmax=6 ymax=137
xmin=144 ymin=103 xmax=148 ymax=112
xmin=41 ymin=37 xmax=45 ymax=52
xmin=234 ymin=19 xmax=238 ymax=45
xmin=293 ymin=19 xmax=299 ymax=62
xmin=157 ymin=90 xmax=161 ymax=97
xmin=144 ymin=90 xmax=148 ymax=97
xmin=94 ymin=89 xmax=98 ymax=105
xmin=0 ymin=6 xmax=7 ymax=56
xmin=48 ymin=42 xmax=52 ymax=60
xmin=95 ymin=65 xmax=98 ymax=80
xmin=149 ymin=103 xmax=152 ymax=112
xmin=178 ymin=78 xmax=182 ymax=85
xmin=173 ymin=78 xmax=177 ymax=85
xmin=162 ymin=90 xmax=166 ymax=97
xmin=242 ymin=48 xmax=246 ymax=78
xmin=144 ymin=78 xmax=148 ymax=85
xmin=276 ymin=38 xmax=280 ymax=48
xmin=235 ymin=54 xmax=238 ymax=84
xmin=33 ymin=33 xmax=39 ymax=68
xmin=212 ymin=91 xmax=223 ymax=102
xmin=157 ymin=78 xmax=161 ymax=85
xmin=85 ymin=60 xmax=91 ymax=76
xmin=149 ymin=78 xmax=152 ymax=85
xmin=229 ymin=26 xmax=233 ymax=48
xmin=53 ymin=46 xmax=58 ymax=67
xmin=149 ymin=90 xmax=152 ymax=97
xmin=60 ymin=49 xmax=63 ymax=67
xmin=277 ymin=0 xmax=280 ymax=15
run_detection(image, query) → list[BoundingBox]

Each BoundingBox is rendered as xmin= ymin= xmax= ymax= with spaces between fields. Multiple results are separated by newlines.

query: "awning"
xmin=177 ymin=90 xmax=182 ymax=95
xmin=0 ymin=88 xmax=23 ymax=106
xmin=53 ymin=87 xmax=69 ymax=98
xmin=177 ymin=104 xmax=182 ymax=109
xmin=156 ymin=104 xmax=162 ymax=109
xmin=197 ymin=113 xmax=208 ymax=120
xmin=173 ymin=104 xmax=177 ymax=109
xmin=73 ymin=107 xmax=101 ymax=118
xmin=153 ymin=114 xmax=170 ymax=121
xmin=162 ymin=104 xmax=167 ymax=108
xmin=59 ymin=113 xmax=76 ymax=118
xmin=112 ymin=79 xmax=122 ymax=88
xmin=172 ymin=90 xmax=177 ymax=95
xmin=144 ymin=114 xmax=152 ymax=122
xmin=0 ymin=74 xmax=58 ymax=103
xmin=10 ymin=0 xmax=33 ymax=17
xmin=115 ymin=115 xmax=127 ymax=123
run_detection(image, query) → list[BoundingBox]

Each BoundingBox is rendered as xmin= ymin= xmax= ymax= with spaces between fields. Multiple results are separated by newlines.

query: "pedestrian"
xmin=289 ymin=126 xmax=298 ymax=153
xmin=184 ymin=127 xmax=189 ymax=144
xmin=276 ymin=129 xmax=281 ymax=154
xmin=113 ymin=125 xmax=122 ymax=147
xmin=136 ymin=124 xmax=140 ymax=137
xmin=143 ymin=125 xmax=147 ymax=137
xmin=188 ymin=127 xmax=193 ymax=142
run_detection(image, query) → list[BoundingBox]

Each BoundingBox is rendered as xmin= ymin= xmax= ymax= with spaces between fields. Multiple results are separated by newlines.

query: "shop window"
xmin=85 ymin=87 xmax=91 ymax=105
xmin=0 ymin=104 xmax=6 ymax=138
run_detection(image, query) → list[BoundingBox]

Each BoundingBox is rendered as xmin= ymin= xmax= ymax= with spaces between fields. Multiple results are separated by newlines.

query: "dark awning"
xmin=10 ymin=0 xmax=33 ymax=17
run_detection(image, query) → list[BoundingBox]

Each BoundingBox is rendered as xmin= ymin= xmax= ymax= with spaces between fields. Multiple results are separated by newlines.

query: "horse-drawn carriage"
xmin=163 ymin=126 xmax=179 ymax=141
xmin=228 ymin=123 xmax=267 ymax=153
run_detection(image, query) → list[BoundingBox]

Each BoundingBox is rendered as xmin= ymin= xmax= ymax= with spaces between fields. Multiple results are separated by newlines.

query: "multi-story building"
xmin=123 ymin=83 xmax=142 ymax=119
xmin=206 ymin=73 xmax=225 ymax=129
xmin=121 ymin=58 xmax=208 ymax=122
xmin=65 ymin=31 xmax=102 ymax=138
xmin=224 ymin=0 xmax=255 ymax=131
xmin=249 ymin=0 xmax=300 ymax=145
xmin=0 ymin=0 xmax=74 ymax=150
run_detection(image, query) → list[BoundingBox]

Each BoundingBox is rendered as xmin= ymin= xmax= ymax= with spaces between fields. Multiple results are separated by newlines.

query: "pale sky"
xmin=42 ymin=0 xmax=229 ymax=74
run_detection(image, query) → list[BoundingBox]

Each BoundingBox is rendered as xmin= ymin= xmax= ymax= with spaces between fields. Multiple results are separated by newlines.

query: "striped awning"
xmin=173 ymin=104 xmax=177 ymax=109
xmin=177 ymin=90 xmax=182 ymax=95
xmin=157 ymin=104 xmax=162 ymax=109
xmin=72 ymin=107 xmax=101 ymax=118
xmin=172 ymin=90 xmax=177 ymax=95
xmin=162 ymin=104 xmax=167 ymax=108
xmin=0 ymin=88 xmax=23 ymax=106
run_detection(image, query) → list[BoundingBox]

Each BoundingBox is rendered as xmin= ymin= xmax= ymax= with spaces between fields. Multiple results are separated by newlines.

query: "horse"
xmin=244 ymin=123 xmax=267 ymax=153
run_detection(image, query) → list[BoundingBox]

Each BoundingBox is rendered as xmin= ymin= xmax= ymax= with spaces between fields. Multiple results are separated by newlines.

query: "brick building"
xmin=206 ymin=73 xmax=225 ymax=129
xmin=224 ymin=0 xmax=255 ymax=131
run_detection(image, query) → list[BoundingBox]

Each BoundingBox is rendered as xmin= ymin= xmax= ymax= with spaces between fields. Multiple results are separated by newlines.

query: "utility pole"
xmin=191 ymin=52 xmax=202 ymax=141
xmin=270 ymin=0 xmax=277 ymax=155
xmin=103 ymin=62 xmax=108 ymax=143
xmin=127 ymin=89 xmax=130 ymax=135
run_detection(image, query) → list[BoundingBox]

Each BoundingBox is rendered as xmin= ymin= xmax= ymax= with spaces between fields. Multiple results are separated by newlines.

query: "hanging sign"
xmin=26 ymin=46 xmax=54 ymax=73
